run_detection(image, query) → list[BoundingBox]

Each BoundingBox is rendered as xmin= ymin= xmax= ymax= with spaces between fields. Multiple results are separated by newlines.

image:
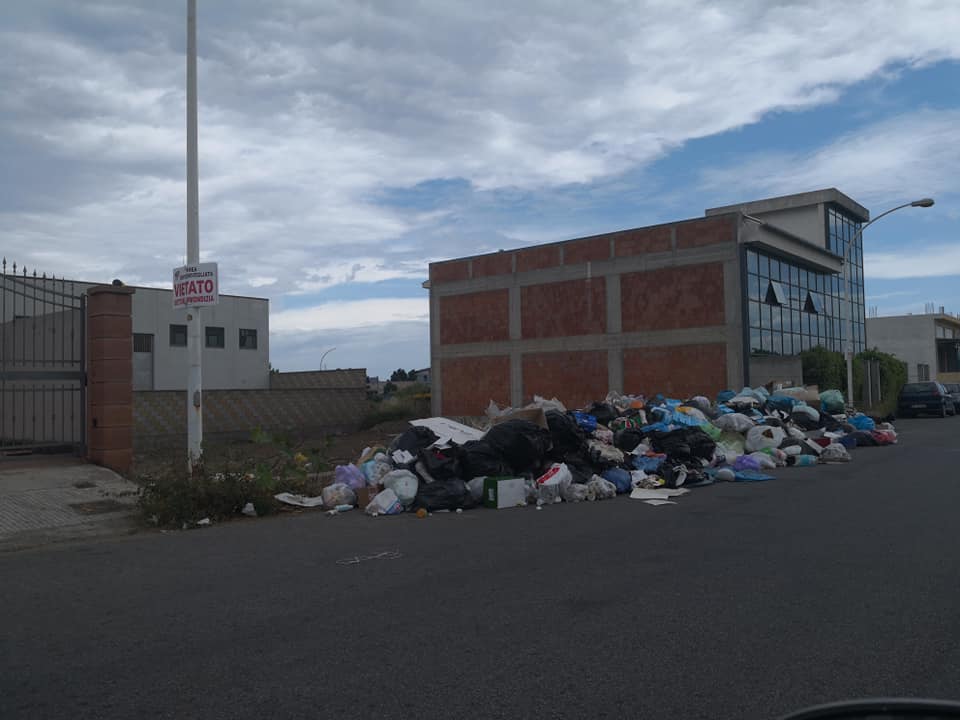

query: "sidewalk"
xmin=0 ymin=457 xmax=139 ymax=552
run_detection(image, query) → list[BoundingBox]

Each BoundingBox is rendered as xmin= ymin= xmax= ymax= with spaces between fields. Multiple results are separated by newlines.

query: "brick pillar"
xmin=86 ymin=285 xmax=136 ymax=474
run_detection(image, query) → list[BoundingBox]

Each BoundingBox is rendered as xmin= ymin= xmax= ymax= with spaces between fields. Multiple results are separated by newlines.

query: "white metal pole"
xmin=186 ymin=0 xmax=203 ymax=471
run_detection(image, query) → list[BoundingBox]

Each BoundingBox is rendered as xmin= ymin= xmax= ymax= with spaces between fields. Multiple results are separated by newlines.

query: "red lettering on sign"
xmin=204 ymin=279 xmax=214 ymax=293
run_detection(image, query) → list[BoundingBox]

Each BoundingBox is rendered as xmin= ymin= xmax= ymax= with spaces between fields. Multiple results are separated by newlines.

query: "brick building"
xmin=426 ymin=189 xmax=869 ymax=416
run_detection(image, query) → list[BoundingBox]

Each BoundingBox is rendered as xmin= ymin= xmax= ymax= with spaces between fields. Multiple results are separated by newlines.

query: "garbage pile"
xmin=277 ymin=386 xmax=897 ymax=516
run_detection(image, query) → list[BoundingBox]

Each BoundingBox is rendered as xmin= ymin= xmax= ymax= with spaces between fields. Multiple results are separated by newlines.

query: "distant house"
xmin=412 ymin=367 xmax=431 ymax=385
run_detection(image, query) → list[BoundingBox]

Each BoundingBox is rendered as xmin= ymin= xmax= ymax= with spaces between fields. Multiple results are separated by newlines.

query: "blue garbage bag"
xmin=767 ymin=394 xmax=797 ymax=413
xmin=849 ymin=414 xmax=876 ymax=431
xmin=734 ymin=469 xmax=775 ymax=482
xmin=602 ymin=468 xmax=632 ymax=494
xmin=572 ymin=411 xmax=597 ymax=432
xmin=632 ymin=455 xmax=664 ymax=473
xmin=716 ymin=390 xmax=736 ymax=404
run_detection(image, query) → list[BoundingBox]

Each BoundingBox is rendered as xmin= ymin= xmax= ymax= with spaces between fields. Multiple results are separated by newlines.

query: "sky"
xmin=2 ymin=1 xmax=959 ymax=378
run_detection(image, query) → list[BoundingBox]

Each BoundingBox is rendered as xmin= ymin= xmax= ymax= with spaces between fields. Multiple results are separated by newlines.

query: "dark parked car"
xmin=897 ymin=381 xmax=956 ymax=418
xmin=944 ymin=383 xmax=960 ymax=413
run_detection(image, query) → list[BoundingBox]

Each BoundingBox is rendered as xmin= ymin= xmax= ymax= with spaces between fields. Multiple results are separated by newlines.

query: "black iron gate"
xmin=0 ymin=259 xmax=86 ymax=457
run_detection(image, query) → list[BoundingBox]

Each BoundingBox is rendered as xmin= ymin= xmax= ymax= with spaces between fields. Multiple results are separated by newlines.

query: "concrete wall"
xmin=133 ymin=386 xmax=368 ymax=450
xmin=269 ymin=369 xmax=367 ymax=389
xmin=749 ymin=355 xmax=804 ymax=389
xmin=866 ymin=315 xmax=936 ymax=382
xmin=428 ymin=215 xmax=745 ymax=415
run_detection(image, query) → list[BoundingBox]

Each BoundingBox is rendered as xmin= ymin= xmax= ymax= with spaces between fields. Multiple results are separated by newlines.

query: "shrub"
xmin=800 ymin=346 xmax=847 ymax=391
xmin=854 ymin=348 xmax=907 ymax=415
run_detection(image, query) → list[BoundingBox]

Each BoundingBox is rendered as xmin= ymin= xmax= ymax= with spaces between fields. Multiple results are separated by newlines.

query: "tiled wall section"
xmin=623 ymin=343 xmax=728 ymax=398
xmin=620 ymin=262 xmax=725 ymax=332
xmin=521 ymin=278 xmax=606 ymax=339
xmin=521 ymin=350 xmax=609 ymax=410
xmin=440 ymin=356 xmax=510 ymax=416
xmin=134 ymin=387 xmax=368 ymax=449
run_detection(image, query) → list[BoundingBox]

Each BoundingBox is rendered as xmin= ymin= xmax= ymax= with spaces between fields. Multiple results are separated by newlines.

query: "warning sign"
xmin=173 ymin=262 xmax=219 ymax=309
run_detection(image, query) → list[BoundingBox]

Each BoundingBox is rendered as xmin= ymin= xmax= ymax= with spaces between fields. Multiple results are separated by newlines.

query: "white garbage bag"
xmin=821 ymin=443 xmax=851 ymax=463
xmin=382 ymin=469 xmax=420 ymax=507
xmin=745 ymin=425 xmax=786 ymax=453
xmin=365 ymin=488 xmax=403 ymax=515
xmin=321 ymin=482 xmax=356 ymax=509
xmin=713 ymin=413 xmax=755 ymax=433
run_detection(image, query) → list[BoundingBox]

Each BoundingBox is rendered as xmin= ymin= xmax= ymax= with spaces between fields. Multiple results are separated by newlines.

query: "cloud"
xmin=271 ymin=297 xmax=429 ymax=333
xmin=699 ymin=109 xmax=960 ymax=206
xmin=1 ymin=1 xmax=959 ymax=369
xmin=866 ymin=244 xmax=960 ymax=279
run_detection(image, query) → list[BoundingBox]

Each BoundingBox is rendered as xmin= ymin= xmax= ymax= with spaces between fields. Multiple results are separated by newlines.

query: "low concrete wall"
xmin=269 ymin=369 xmax=367 ymax=389
xmin=134 ymin=386 xmax=368 ymax=449
xmin=749 ymin=354 xmax=804 ymax=389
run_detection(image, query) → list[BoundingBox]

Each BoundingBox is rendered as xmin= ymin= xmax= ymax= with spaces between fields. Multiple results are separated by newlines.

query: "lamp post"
xmin=842 ymin=198 xmax=934 ymax=407
xmin=186 ymin=0 xmax=202 ymax=470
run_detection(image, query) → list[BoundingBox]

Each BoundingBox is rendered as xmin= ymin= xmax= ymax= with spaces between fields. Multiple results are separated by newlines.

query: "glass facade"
xmin=745 ymin=204 xmax=865 ymax=357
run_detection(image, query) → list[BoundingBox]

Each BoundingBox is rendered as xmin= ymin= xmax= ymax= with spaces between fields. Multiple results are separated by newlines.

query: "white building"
xmin=866 ymin=312 xmax=960 ymax=384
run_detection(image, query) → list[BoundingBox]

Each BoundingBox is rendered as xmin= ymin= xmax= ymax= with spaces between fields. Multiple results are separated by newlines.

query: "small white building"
xmin=866 ymin=312 xmax=960 ymax=384
xmin=76 ymin=282 xmax=270 ymax=390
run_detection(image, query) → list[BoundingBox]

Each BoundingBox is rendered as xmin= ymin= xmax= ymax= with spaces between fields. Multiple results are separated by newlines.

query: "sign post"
xmin=185 ymin=0 xmax=202 ymax=472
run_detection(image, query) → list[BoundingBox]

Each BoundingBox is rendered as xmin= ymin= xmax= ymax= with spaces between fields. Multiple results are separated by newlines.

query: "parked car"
xmin=944 ymin=383 xmax=960 ymax=413
xmin=897 ymin=381 xmax=956 ymax=418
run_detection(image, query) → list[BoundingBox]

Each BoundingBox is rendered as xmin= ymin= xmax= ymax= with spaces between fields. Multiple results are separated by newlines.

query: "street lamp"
xmin=842 ymin=198 xmax=935 ymax=407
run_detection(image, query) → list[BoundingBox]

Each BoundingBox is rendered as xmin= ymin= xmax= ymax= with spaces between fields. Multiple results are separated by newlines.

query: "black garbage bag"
xmin=545 ymin=410 xmax=587 ymax=458
xmin=588 ymin=402 xmax=618 ymax=426
xmin=789 ymin=410 xmax=820 ymax=431
xmin=390 ymin=426 xmax=439 ymax=455
xmin=457 ymin=440 xmax=511 ymax=479
xmin=412 ymin=478 xmax=476 ymax=511
xmin=614 ymin=428 xmax=644 ymax=453
xmin=418 ymin=447 xmax=461 ymax=481
xmin=651 ymin=427 xmax=715 ymax=462
xmin=851 ymin=430 xmax=879 ymax=447
xmin=484 ymin=419 xmax=552 ymax=473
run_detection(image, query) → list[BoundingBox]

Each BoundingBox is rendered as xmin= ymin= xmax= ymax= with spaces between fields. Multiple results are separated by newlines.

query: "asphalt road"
xmin=2 ymin=417 xmax=959 ymax=720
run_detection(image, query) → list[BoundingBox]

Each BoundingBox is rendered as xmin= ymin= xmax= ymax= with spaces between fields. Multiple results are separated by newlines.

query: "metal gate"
xmin=0 ymin=259 xmax=86 ymax=457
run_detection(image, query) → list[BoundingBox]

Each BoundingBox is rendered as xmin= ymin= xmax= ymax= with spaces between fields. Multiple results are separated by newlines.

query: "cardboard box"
xmin=354 ymin=485 xmax=382 ymax=510
xmin=491 ymin=407 xmax=548 ymax=429
xmin=482 ymin=477 xmax=527 ymax=509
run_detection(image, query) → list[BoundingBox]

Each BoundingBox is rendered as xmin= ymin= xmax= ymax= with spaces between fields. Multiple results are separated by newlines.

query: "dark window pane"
xmin=239 ymin=328 xmax=258 ymax=350
xmin=169 ymin=324 xmax=187 ymax=347
xmin=759 ymin=254 xmax=770 ymax=278
xmin=770 ymin=258 xmax=781 ymax=281
xmin=749 ymin=301 xmax=760 ymax=328
xmin=749 ymin=274 xmax=761 ymax=302
xmin=205 ymin=326 xmax=225 ymax=349
xmin=751 ymin=327 xmax=762 ymax=353
xmin=747 ymin=250 xmax=758 ymax=274
xmin=762 ymin=330 xmax=772 ymax=352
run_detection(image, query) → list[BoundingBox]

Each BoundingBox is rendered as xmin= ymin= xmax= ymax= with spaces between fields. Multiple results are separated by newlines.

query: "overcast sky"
xmin=2 ymin=1 xmax=959 ymax=377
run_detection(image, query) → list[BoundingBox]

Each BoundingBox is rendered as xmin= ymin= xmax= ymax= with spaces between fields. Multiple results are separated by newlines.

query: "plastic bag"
xmin=561 ymin=482 xmax=588 ymax=503
xmin=537 ymin=463 xmax=573 ymax=504
xmin=716 ymin=390 xmax=736 ymax=404
xmin=745 ymin=425 xmax=786 ymax=453
xmin=322 ymin=482 xmax=357 ymax=509
xmin=389 ymin=426 xmax=440 ymax=455
xmin=713 ymin=413 xmax=755 ymax=433
xmin=687 ymin=396 xmax=712 ymax=413
xmin=412 ymin=479 xmax=476 ymax=511
xmin=588 ymin=439 xmax=624 ymax=465
xmin=587 ymin=402 xmax=618 ymax=426
xmin=849 ymin=414 xmax=876 ymax=431
xmin=748 ymin=451 xmax=777 ymax=470
xmin=676 ymin=406 xmax=708 ymax=423
xmin=766 ymin=394 xmax=797 ymax=413
xmin=650 ymin=427 xmax=716 ymax=462
xmin=381 ymin=469 xmax=419 ymax=507
xmin=699 ymin=422 xmax=722 ymax=441
xmin=362 ymin=457 xmax=393 ymax=485
xmin=334 ymin=464 xmax=366 ymax=491
xmin=602 ymin=468 xmax=632 ymax=494
xmin=593 ymin=427 xmax=615 ymax=444
xmin=417 ymin=448 xmax=461 ymax=481
xmin=365 ymin=488 xmax=403 ymax=515
xmin=614 ymin=428 xmax=644 ymax=453
xmin=545 ymin=411 xmax=587 ymax=458
xmin=821 ymin=442 xmax=851 ymax=462
xmin=820 ymin=390 xmax=845 ymax=414
xmin=466 ymin=477 xmax=486 ymax=502
xmin=571 ymin=411 xmax=597 ymax=432
xmin=586 ymin=476 xmax=617 ymax=501
xmin=484 ymin=419 xmax=553 ymax=473
xmin=458 ymin=440 xmax=511 ymax=478
xmin=733 ymin=455 xmax=762 ymax=472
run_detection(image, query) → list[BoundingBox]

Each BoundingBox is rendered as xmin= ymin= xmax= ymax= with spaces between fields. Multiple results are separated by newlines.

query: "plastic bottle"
xmin=787 ymin=454 xmax=817 ymax=467
xmin=327 ymin=504 xmax=354 ymax=515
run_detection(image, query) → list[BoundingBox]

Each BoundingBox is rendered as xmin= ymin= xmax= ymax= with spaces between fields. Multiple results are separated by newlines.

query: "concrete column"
xmin=86 ymin=285 xmax=136 ymax=474
xmin=605 ymin=273 xmax=623 ymax=393
xmin=429 ymin=290 xmax=441 ymax=416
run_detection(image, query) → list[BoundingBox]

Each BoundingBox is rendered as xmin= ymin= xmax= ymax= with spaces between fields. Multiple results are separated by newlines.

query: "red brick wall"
xmin=472 ymin=252 xmax=513 ymax=279
xmin=623 ymin=343 xmax=728 ymax=398
xmin=614 ymin=226 xmax=672 ymax=256
xmin=430 ymin=260 xmax=470 ymax=284
xmin=440 ymin=356 xmax=511 ymax=416
xmin=676 ymin=216 xmax=735 ymax=249
xmin=621 ymin=262 xmax=725 ymax=332
xmin=521 ymin=278 xmax=606 ymax=339
xmin=522 ymin=350 xmax=608 ymax=409
xmin=516 ymin=245 xmax=561 ymax=273
xmin=563 ymin=235 xmax=610 ymax=265
xmin=439 ymin=289 xmax=510 ymax=344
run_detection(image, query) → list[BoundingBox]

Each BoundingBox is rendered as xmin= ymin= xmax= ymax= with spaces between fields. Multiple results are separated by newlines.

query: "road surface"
xmin=2 ymin=417 xmax=958 ymax=719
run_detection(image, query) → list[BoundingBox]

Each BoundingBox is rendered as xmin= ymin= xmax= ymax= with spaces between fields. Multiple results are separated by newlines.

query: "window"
xmin=765 ymin=280 xmax=788 ymax=306
xmin=239 ymin=328 xmax=258 ymax=350
xmin=804 ymin=292 xmax=824 ymax=314
xmin=918 ymin=364 xmax=930 ymax=381
xmin=170 ymin=324 xmax=187 ymax=347
xmin=206 ymin=326 xmax=225 ymax=349
xmin=133 ymin=334 xmax=154 ymax=353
